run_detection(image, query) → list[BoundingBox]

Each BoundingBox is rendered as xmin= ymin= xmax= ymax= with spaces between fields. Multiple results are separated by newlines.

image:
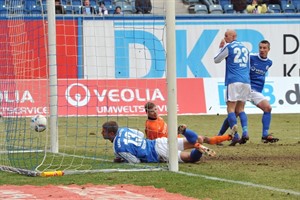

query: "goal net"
xmin=0 ymin=0 xmax=175 ymax=176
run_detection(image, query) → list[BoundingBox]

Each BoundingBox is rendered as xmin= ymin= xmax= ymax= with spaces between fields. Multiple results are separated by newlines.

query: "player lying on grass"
xmin=144 ymin=101 xmax=232 ymax=144
xmin=101 ymin=121 xmax=216 ymax=164
xmin=217 ymin=40 xmax=279 ymax=145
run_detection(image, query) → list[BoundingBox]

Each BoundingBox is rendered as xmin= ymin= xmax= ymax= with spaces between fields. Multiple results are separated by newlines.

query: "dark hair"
xmin=144 ymin=102 xmax=156 ymax=113
xmin=102 ymin=121 xmax=119 ymax=134
xmin=256 ymin=0 xmax=263 ymax=5
xmin=260 ymin=40 xmax=270 ymax=49
xmin=115 ymin=6 xmax=121 ymax=10
xmin=99 ymin=1 xmax=105 ymax=5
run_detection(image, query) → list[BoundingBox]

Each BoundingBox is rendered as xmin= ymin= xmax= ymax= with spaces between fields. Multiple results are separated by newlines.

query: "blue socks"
xmin=183 ymin=129 xmax=198 ymax=144
xmin=218 ymin=117 xmax=229 ymax=136
xmin=219 ymin=112 xmax=249 ymax=138
xmin=239 ymin=111 xmax=248 ymax=137
xmin=227 ymin=112 xmax=237 ymax=130
xmin=262 ymin=112 xmax=271 ymax=138
xmin=190 ymin=149 xmax=202 ymax=162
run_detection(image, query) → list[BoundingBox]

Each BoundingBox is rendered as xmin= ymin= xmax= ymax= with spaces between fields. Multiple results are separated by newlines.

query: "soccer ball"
xmin=30 ymin=115 xmax=47 ymax=132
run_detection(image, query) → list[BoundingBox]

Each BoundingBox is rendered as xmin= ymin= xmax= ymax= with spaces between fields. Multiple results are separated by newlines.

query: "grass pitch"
xmin=0 ymin=114 xmax=299 ymax=200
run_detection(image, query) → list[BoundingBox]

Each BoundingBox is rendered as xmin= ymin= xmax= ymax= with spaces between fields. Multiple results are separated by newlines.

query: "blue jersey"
xmin=249 ymin=53 xmax=272 ymax=93
xmin=214 ymin=41 xmax=250 ymax=86
xmin=113 ymin=127 xmax=159 ymax=163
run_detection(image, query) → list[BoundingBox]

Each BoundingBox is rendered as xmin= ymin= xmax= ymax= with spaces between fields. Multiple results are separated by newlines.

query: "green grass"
xmin=1 ymin=114 xmax=300 ymax=200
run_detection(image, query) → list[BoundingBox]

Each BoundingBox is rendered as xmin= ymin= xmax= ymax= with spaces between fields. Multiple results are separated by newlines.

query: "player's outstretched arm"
xmin=118 ymin=152 xmax=141 ymax=163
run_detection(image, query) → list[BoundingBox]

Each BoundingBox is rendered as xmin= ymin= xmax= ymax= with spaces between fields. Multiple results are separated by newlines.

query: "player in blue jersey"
xmin=214 ymin=29 xmax=251 ymax=145
xmin=217 ymin=40 xmax=279 ymax=144
xmin=101 ymin=121 xmax=216 ymax=164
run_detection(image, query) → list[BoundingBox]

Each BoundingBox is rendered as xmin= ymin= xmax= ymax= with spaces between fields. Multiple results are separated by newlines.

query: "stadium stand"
xmin=194 ymin=4 xmax=208 ymax=14
xmin=223 ymin=4 xmax=234 ymax=13
xmin=71 ymin=0 xmax=82 ymax=6
xmin=282 ymin=3 xmax=296 ymax=12
xmin=130 ymin=0 xmax=135 ymax=12
xmin=39 ymin=0 xmax=47 ymax=6
xmin=183 ymin=0 xmax=200 ymax=4
xmin=61 ymin=0 xmax=68 ymax=5
xmin=73 ymin=5 xmax=82 ymax=14
xmin=219 ymin=0 xmax=231 ymax=10
xmin=0 ymin=0 xmax=299 ymax=15
xmin=114 ymin=1 xmax=123 ymax=7
xmin=42 ymin=4 xmax=48 ymax=14
xmin=0 ymin=4 xmax=8 ymax=15
xmin=93 ymin=5 xmax=99 ymax=13
xmin=104 ymin=0 xmax=113 ymax=5
xmin=89 ymin=0 xmax=98 ymax=6
xmin=64 ymin=5 xmax=73 ymax=14
xmin=122 ymin=4 xmax=134 ymax=13
xmin=113 ymin=0 xmax=129 ymax=5
xmin=292 ymin=0 xmax=300 ymax=12
xmin=293 ymin=0 xmax=300 ymax=6
xmin=280 ymin=0 xmax=288 ymax=7
xmin=9 ymin=0 xmax=23 ymax=7
xmin=30 ymin=5 xmax=43 ymax=14
xmin=268 ymin=4 xmax=282 ymax=13
xmin=209 ymin=4 xmax=223 ymax=14
xmin=107 ymin=4 xmax=115 ymax=14
xmin=25 ymin=0 xmax=37 ymax=10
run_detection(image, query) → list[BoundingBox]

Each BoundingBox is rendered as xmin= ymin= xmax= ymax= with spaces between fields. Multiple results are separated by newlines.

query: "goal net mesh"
xmin=0 ymin=0 xmax=170 ymax=176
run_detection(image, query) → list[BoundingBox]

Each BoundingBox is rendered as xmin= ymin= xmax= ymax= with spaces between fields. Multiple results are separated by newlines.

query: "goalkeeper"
xmin=102 ymin=121 xmax=216 ymax=164
xmin=144 ymin=101 xmax=232 ymax=145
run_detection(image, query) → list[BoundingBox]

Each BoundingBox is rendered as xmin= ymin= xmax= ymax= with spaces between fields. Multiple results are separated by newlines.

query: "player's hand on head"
xmin=219 ymin=39 xmax=226 ymax=48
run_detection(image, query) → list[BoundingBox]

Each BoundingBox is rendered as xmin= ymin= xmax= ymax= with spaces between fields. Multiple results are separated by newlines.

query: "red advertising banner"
xmin=0 ymin=19 xmax=78 ymax=79
xmin=56 ymin=20 xmax=78 ymax=78
xmin=0 ymin=79 xmax=49 ymax=116
xmin=0 ymin=79 xmax=206 ymax=116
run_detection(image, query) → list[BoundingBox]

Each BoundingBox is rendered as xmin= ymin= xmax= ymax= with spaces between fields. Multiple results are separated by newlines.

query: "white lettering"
xmin=21 ymin=90 xmax=34 ymax=103
xmin=5 ymin=91 xmax=15 ymax=103
xmin=0 ymin=107 xmax=48 ymax=115
xmin=156 ymin=104 xmax=167 ymax=112
xmin=136 ymin=89 xmax=145 ymax=101
xmin=96 ymin=105 xmax=145 ymax=114
xmin=93 ymin=88 xmax=165 ymax=103
xmin=0 ymin=90 xmax=34 ymax=103
xmin=94 ymin=89 xmax=106 ymax=102
xmin=121 ymin=89 xmax=134 ymax=102
xmin=152 ymin=89 xmax=164 ymax=101
xmin=109 ymin=89 xmax=120 ymax=102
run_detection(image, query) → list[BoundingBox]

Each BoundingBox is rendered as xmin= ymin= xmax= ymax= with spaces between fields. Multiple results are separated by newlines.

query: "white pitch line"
xmin=177 ymin=171 xmax=300 ymax=196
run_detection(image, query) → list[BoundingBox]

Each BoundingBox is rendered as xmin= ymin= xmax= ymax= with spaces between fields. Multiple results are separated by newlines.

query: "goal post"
xmin=166 ymin=0 xmax=178 ymax=172
xmin=47 ymin=0 xmax=59 ymax=154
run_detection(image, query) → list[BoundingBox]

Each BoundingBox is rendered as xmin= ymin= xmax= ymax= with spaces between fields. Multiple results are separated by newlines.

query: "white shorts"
xmin=250 ymin=90 xmax=267 ymax=105
xmin=154 ymin=137 xmax=184 ymax=163
xmin=225 ymin=82 xmax=251 ymax=102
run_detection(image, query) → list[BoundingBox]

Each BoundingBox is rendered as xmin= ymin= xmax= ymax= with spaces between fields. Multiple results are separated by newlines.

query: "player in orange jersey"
xmin=144 ymin=102 xmax=233 ymax=145
xmin=144 ymin=102 xmax=168 ymax=140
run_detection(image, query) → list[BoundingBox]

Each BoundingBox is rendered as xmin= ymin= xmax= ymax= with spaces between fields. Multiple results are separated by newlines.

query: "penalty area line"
xmin=176 ymin=171 xmax=300 ymax=196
